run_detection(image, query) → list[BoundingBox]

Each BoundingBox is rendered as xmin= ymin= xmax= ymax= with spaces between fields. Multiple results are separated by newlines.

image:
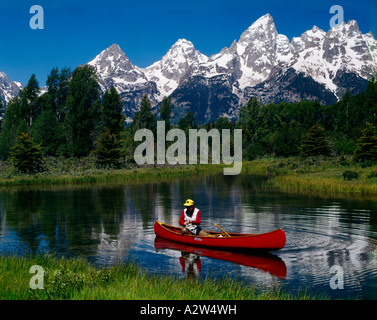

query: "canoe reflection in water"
xmin=179 ymin=251 xmax=201 ymax=280
xmin=154 ymin=237 xmax=287 ymax=280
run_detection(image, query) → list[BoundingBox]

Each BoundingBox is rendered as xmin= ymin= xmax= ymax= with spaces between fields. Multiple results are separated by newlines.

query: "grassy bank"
xmin=0 ymin=254 xmax=322 ymax=300
xmin=252 ymin=157 xmax=377 ymax=198
xmin=0 ymin=156 xmax=376 ymax=198
xmin=0 ymin=156 xmax=227 ymax=186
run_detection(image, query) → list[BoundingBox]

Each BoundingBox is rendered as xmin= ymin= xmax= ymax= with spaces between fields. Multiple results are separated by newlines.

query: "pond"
xmin=1 ymin=174 xmax=377 ymax=299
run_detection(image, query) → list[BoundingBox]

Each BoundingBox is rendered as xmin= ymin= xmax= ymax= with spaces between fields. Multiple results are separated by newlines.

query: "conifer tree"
xmin=20 ymin=74 xmax=40 ymax=126
xmin=95 ymin=87 xmax=125 ymax=166
xmin=64 ymin=65 xmax=101 ymax=157
xmin=95 ymin=128 xmax=122 ymax=167
xmin=353 ymin=122 xmax=377 ymax=162
xmin=10 ymin=133 xmax=44 ymax=173
xmin=160 ymin=96 xmax=172 ymax=131
xmin=178 ymin=110 xmax=197 ymax=130
xmin=32 ymin=100 xmax=66 ymax=156
xmin=46 ymin=67 xmax=72 ymax=123
xmin=132 ymin=95 xmax=156 ymax=131
xmin=0 ymin=97 xmax=28 ymax=159
xmin=30 ymin=68 xmax=71 ymax=157
xmin=101 ymin=87 xmax=125 ymax=135
xmin=300 ymin=123 xmax=331 ymax=157
xmin=237 ymin=97 xmax=260 ymax=141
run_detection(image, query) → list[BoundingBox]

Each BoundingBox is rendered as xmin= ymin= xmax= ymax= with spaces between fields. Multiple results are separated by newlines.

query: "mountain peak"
xmin=107 ymin=43 xmax=120 ymax=49
xmin=151 ymin=38 xmax=208 ymax=67
xmin=106 ymin=43 xmax=124 ymax=54
xmin=239 ymin=13 xmax=278 ymax=45
xmin=88 ymin=43 xmax=137 ymax=75
xmin=172 ymin=38 xmax=195 ymax=48
xmin=247 ymin=13 xmax=275 ymax=31
xmin=253 ymin=13 xmax=273 ymax=24
xmin=144 ymin=38 xmax=208 ymax=97
xmin=0 ymin=71 xmax=23 ymax=105
xmin=166 ymin=38 xmax=202 ymax=59
xmin=301 ymin=25 xmax=326 ymax=42
xmin=92 ymin=43 xmax=128 ymax=62
xmin=328 ymin=19 xmax=360 ymax=35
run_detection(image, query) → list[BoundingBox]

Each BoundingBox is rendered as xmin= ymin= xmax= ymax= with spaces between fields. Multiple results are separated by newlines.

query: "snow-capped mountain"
xmin=0 ymin=71 xmax=23 ymax=106
xmin=87 ymin=14 xmax=376 ymax=123
xmin=290 ymin=20 xmax=377 ymax=97
xmin=2 ymin=14 xmax=373 ymax=123
xmin=88 ymin=43 xmax=159 ymax=117
xmin=196 ymin=14 xmax=282 ymax=88
xmin=191 ymin=14 xmax=376 ymax=104
xmin=143 ymin=39 xmax=208 ymax=98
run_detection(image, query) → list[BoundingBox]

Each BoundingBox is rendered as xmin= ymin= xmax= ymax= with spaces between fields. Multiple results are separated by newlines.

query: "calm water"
xmin=1 ymin=174 xmax=377 ymax=299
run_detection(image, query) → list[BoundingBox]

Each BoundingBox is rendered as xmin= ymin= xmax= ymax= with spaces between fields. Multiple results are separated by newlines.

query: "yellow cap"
xmin=183 ymin=199 xmax=194 ymax=206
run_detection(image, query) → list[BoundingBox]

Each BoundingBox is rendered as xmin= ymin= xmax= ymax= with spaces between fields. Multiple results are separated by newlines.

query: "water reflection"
xmin=154 ymin=237 xmax=287 ymax=279
xmin=1 ymin=175 xmax=377 ymax=299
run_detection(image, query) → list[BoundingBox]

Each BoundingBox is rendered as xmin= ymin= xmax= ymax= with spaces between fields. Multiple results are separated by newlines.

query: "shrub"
xmin=338 ymin=153 xmax=350 ymax=166
xmin=368 ymin=170 xmax=377 ymax=179
xmin=10 ymin=133 xmax=45 ymax=174
xmin=95 ymin=128 xmax=122 ymax=168
xmin=353 ymin=123 xmax=377 ymax=162
xmin=343 ymin=170 xmax=359 ymax=181
xmin=300 ymin=124 xmax=331 ymax=157
xmin=360 ymin=160 xmax=374 ymax=168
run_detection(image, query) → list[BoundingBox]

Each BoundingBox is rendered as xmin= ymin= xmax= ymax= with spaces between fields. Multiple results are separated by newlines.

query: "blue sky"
xmin=0 ymin=0 xmax=376 ymax=86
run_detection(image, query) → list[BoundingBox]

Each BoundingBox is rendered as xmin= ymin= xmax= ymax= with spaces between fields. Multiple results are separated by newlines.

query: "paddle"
xmin=214 ymin=223 xmax=231 ymax=237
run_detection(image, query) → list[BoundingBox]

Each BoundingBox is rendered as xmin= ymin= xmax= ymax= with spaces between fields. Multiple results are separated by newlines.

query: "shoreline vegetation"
xmin=0 ymin=156 xmax=376 ymax=198
xmin=0 ymin=254 xmax=325 ymax=300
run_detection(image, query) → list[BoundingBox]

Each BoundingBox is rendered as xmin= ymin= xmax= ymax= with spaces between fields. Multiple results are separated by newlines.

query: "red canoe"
xmin=154 ymin=221 xmax=286 ymax=251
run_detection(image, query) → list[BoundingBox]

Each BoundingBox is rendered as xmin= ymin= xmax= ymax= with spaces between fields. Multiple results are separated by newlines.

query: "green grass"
xmin=1 ymin=156 xmax=376 ymax=198
xmin=0 ymin=156 xmax=227 ymax=186
xmin=254 ymin=157 xmax=377 ymax=198
xmin=0 ymin=254 xmax=324 ymax=300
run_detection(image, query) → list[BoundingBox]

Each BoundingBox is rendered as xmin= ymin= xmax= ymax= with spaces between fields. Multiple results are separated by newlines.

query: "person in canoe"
xmin=179 ymin=199 xmax=209 ymax=236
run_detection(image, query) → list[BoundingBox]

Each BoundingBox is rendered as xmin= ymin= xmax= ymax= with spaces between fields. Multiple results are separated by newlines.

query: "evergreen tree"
xmin=0 ymin=97 xmax=28 ymax=159
xmin=178 ymin=110 xmax=197 ymax=130
xmin=236 ymin=97 xmax=262 ymax=159
xmin=10 ymin=133 xmax=44 ymax=174
xmin=46 ymin=67 xmax=60 ymax=94
xmin=215 ymin=117 xmax=233 ymax=130
xmin=64 ymin=65 xmax=101 ymax=157
xmin=0 ymin=74 xmax=41 ymax=154
xmin=300 ymin=123 xmax=331 ymax=157
xmin=46 ymin=67 xmax=71 ymax=123
xmin=363 ymin=77 xmax=377 ymax=125
xmin=132 ymin=95 xmax=156 ymax=131
xmin=19 ymin=74 xmax=40 ymax=126
xmin=353 ymin=122 xmax=377 ymax=162
xmin=31 ymin=100 xmax=66 ymax=156
xmin=95 ymin=128 xmax=122 ymax=167
xmin=29 ymin=67 xmax=71 ymax=157
xmin=160 ymin=96 xmax=172 ymax=131
xmin=237 ymin=97 xmax=261 ymax=141
xmin=101 ymin=87 xmax=125 ymax=135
